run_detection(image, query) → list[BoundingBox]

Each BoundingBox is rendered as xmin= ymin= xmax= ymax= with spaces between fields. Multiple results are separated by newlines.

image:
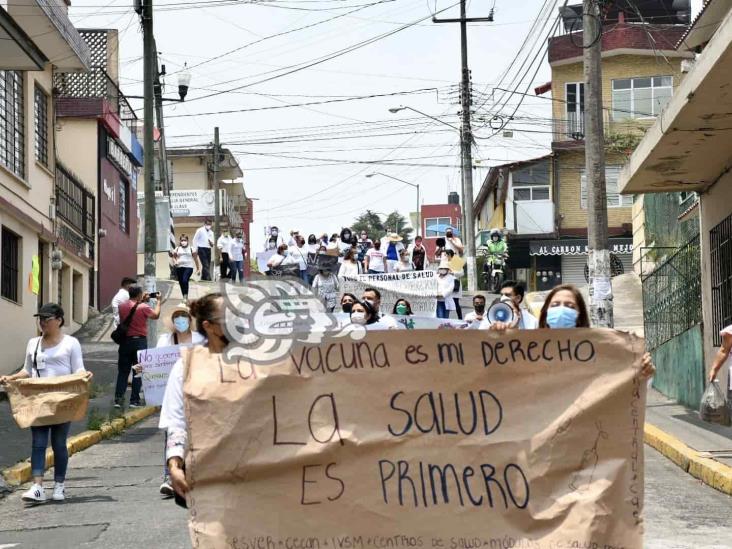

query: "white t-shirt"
xmin=463 ymin=311 xmax=485 ymax=324
xmin=365 ymin=248 xmax=386 ymax=272
xmin=192 ymin=226 xmax=213 ymax=249
xmin=445 ymin=237 xmax=463 ymax=254
xmin=290 ymin=246 xmax=309 ymax=270
xmin=111 ymin=287 xmax=129 ymax=326
xmin=338 ymin=260 xmax=360 ymax=278
xmin=217 ymin=235 xmax=232 ymax=255
xmin=174 ymin=245 xmax=196 ymax=269
xmin=24 ymin=335 xmax=85 ymax=378
xmin=229 ymin=239 xmax=245 ymax=262
xmin=378 ymin=314 xmax=404 ymax=330
xmin=156 ymin=331 xmax=207 ymax=348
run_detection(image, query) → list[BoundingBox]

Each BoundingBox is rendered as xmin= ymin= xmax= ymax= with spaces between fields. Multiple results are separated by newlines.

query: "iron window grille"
xmin=34 ymin=86 xmax=48 ymax=166
xmin=119 ymin=179 xmax=128 ymax=233
xmin=710 ymin=213 xmax=732 ymax=346
xmin=0 ymin=71 xmax=25 ymax=179
xmin=56 ymin=166 xmax=95 ymax=241
xmin=1 ymin=226 xmax=20 ymax=302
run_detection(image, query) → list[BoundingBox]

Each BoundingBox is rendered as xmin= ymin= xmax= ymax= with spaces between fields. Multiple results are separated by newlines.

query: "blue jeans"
xmin=436 ymin=301 xmax=450 ymax=319
xmin=229 ymin=260 xmax=244 ymax=282
xmin=31 ymin=422 xmax=71 ymax=481
xmin=176 ymin=266 xmax=193 ymax=296
xmin=300 ymin=269 xmax=308 ymax=283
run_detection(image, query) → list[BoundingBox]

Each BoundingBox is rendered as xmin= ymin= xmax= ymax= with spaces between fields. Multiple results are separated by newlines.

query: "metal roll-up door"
xmin=618 ymin=254 xmax=633 ymax=276
xmin=561 ymin=255 xmax=586 ymax=285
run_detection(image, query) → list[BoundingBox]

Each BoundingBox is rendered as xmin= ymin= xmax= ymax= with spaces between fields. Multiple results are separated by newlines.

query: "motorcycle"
xmin=482 ymin=252 xmax=508 ymax=293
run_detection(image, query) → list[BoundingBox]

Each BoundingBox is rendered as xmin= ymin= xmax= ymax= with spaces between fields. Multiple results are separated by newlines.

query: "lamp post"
xmin=389 ymin=105 xmax=476 ymax=291
xmin=365 ymin=172 xmax=420 ymax=237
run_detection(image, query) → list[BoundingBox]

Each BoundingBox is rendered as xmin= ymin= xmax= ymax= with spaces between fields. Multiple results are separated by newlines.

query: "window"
xmin=565 ymin=82 xmax=584 ymax=138
xmin=512 ymin=160 xmax=550 ymax=201
xmin=580 ymin=166 xmax=633 ymax=209
xmin=0 ymin=71 xmax=25 ymax=178
xmin=1 ymin=226 xmax=20 ymax=302
xmin=34 ymin=86 xmax=48 ymax=166
xmin=612 ymin=76 xmax=672 ymax=120
xmin=119 ymin=179 xmax=128 ymax=233
xmin=710 ymin=213 xmax=732 ymax=346
xmin=424 ymin=217 xmax=454 ymax=237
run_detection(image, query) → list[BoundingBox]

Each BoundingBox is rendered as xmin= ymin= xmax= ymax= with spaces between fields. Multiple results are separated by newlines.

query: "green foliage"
xmin=352 ymin=209 xmax=412 ymax=245
xmin=86 ymin=407 xmax=105 ymax=431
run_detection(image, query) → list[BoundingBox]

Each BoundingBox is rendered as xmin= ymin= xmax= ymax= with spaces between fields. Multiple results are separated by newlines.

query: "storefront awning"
xmin=529 ymin=238 xmax=633 ymax=256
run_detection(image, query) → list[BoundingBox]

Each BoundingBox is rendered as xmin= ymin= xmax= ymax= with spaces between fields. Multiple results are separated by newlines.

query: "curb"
xmin=644 ymin=422 xmax=732 ymax=495
xmin=0 ymin=406 xmax=159 ymax=487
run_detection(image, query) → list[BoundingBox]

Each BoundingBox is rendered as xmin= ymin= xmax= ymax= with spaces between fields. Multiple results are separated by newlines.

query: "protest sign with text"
xmin=137 ymin=345 xmax=181 ymax=406
xmin=7 ymin=372 xmax=90 ymax=428
xmin=341 ymin=270 xmax=437 ymax=316
xmin=307 ymin=253 xmax=340 ymax=276
xmin=184 ymin=329 xmax=647 ymax=549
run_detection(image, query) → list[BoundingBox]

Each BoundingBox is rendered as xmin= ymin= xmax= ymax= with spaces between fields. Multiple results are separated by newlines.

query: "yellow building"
xmin=0 ymin=0 xmax=91 ymax=375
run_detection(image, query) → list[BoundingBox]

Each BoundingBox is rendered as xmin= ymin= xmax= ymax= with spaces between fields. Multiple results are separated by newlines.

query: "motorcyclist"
xmin=486 ymin=229 xmax=508 ymax=265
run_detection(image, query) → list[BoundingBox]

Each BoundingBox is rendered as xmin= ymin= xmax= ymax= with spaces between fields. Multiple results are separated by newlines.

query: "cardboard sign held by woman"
xmin=7 ymin=372 xmax=90 ymax=429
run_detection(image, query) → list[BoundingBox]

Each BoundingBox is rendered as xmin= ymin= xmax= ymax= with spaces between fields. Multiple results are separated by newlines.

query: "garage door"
xmin=561 ymin=254 xmax=634 ymax=285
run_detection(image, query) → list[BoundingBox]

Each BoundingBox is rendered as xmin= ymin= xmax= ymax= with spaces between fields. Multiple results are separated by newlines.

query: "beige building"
xmin=0 ymin=0 xmax=91 ymax=374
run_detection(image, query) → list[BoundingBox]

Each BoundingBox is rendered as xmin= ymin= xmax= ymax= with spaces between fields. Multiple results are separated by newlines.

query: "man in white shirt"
xmin=364 ymin=240 xmax=386 ymax=274
xmin=192 ymin=219 xmax=214 ymax=281
xmin=499 ymin=280 xmax=538 ymax=329
xmin=444 ymin=228 xmax=464 ymax=255
xmin=217 ymin=230 xmax=232 ymax=280
xmin=464 ymin=294 xmax=487 ymax=324
xmin=361 ymin=288 xmax=403 ymax=329
xmin=111 ymin=277 xmax=136 ymax=327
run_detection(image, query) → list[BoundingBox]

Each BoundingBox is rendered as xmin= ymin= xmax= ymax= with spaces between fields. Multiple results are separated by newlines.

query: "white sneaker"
xmin=21 ymin=483 xmax=46 ymax=503
xmin=52 ymin=482 xmax=65 ymax=502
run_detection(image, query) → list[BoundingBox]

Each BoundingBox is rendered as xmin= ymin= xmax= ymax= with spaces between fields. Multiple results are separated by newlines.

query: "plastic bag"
xmin=699 ymin=381 xmax=731 ymax=426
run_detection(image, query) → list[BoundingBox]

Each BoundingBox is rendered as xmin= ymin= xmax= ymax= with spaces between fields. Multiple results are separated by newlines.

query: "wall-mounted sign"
xmin=102 ymin=179 xmax=115 ymax=204
xmin=107 ymin=137 xmax=132 ymax=177
xmin=529 ymin=238 xmax=633 ymax=256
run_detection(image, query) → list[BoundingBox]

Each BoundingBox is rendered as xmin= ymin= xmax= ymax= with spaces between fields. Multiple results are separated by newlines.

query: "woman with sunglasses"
xmin=0 ymin=303 xmax=92 ymax=503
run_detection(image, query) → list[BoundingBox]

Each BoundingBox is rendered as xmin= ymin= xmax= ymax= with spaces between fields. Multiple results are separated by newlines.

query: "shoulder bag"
xmin=111 ymin=302 xmax=140 ymax=345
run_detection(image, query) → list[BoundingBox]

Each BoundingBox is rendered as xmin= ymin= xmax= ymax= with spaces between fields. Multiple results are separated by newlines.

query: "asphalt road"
xmin=0 ymin=416 xmax=729 ymax=549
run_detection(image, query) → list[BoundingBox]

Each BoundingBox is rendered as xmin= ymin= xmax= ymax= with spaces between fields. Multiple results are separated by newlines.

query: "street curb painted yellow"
xmin=644 ymin=422 xmax=732 ymax=495
xmin=1 ymin=406 xmax=159 ymax=487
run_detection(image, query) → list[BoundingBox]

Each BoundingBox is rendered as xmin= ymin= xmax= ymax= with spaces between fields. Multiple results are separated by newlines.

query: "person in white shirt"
xmin=464 ymin=294 xmax=487 ymax=324
xmin=289 ymin=236 xmax=310 ymax=283
xmin=192 ymin=219 xmax=214 ymax=281
xmin=0 ymin=303 xmax=92 ymax=504
xmin=436 ymin=261 xmax=456 ymax=319
xmin=264 ymin=226 xmax=286 ymax=251
xmin=172 ymin=234 xmax=197 ymax=301
xmin=216 ymin=230 xmax=232 ymax=280
xmin=444 ymin=228 xmax=464 ymax=255
xmin=361 ymin=288 xmax=402 ymax=329
xmin=338 ymin=248 xmax=361 ymax=279
xmin=499 ymin=280 xmax=538 ymax=330
xmin=267 ymin=244 xmax=297 ymax=270
xmin=337 ymin=228 xmax=354 ymax=261
xmin=364 ymin=240 xmax=386 ymax=274
xmin=228 ymin=233 xmax=246 ymax=283
xmin=395 ymin=248 xmax=414 ymax=272
xmin=111 ymin=277 xmax=136 ymax=327
xmin=349 ymin=300 xmax=389 ymax=331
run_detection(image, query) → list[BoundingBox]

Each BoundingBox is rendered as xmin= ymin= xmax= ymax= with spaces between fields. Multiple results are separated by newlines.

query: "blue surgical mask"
xmin=546 ymin=306 xmax=579 ymax=329
xmin=173 ymin=316 xmax=190 ymax=333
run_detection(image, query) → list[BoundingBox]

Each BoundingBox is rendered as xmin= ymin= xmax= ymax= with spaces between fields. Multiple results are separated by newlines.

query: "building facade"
xmin=0 ymin=0 xmax=91 ymax=374
xmin=55 ymin=29 xmax=144 ymax=309
xmin=420 ymin=194 xmax=461 ymax=261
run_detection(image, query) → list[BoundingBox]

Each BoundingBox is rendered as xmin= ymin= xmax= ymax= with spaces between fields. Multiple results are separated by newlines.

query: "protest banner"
xmin=184 ymin=329 xmax=647 ymax=549
xmin=394 ymin=316 xmax=471 ymax=330
xmin=256 ymin=251 xmax=275 ymax=273
xmin=269 ymin=264 xmax=301 ymax=278
xmin=136 ymin=345 xmax=181 ymax=406
xmin=307 ymin=253 xmax=340 ymax=276
xmin=341 ymin=271 xmax=437 ymax=316
xmin=7 ymin=372 xmax=90 ymax=429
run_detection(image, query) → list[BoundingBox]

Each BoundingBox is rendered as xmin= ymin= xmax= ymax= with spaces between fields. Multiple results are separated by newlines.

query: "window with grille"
xmin=611 ymin=76 xmax=673 ymax=120
xmin=0 ymin=71 xmax=25 ymax=178
xmin=34 ymin=86 xmax=48 ymax=166
xmin=119 ymin=179 xmax=128 ymax=233
xmin=710 ymin=213 xmax=732 ymax=346
xmin=565 ymin=82 xmax=585 ymax=138
xmin=580 ymin=166 xmax=633 ymax=209
xmin=1 ymin=226 xmax=20 ymax=302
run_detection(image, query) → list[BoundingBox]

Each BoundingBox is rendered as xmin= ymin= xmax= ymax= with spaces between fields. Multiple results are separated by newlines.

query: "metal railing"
xmin=56 ymin=166 xmax=95 ymax=244
xmin=641 ymin=235 xmax=702 ymax=351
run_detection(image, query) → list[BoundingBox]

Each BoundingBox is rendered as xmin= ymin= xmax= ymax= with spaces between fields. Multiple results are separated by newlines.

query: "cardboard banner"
xmin=341 ymin=271 xmax=437 ymax=317
xmin=184 ymin=329 xmax=647 ymax=548
xmin=307 ymin=253 xmax=340 ymax=276
xmin=7 ymin=372 xmax=90 ymax=429
xmin=137 ymin=345 xmax=181 ymax=406
xmin=270 ymin=264 xmax=301 ymax=278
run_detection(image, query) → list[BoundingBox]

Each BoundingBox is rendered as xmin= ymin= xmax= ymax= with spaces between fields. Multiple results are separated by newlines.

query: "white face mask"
xmin=351 ymin=312 xmax=367 ymax=325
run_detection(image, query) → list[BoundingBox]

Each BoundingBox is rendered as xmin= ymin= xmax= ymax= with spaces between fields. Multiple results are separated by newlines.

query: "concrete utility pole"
xmin=433 ymin=0 xmax=492 ymax=291
xmin=583 ymin=0 xmax=613 ymax=327
xmin=142 ymin=0 xmax=158 ymax=340
xmin=212 ymin=127 xmax=221 ymax=277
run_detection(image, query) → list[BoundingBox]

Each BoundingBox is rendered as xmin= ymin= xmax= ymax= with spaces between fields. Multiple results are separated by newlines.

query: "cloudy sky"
xmin=68 ymin=0 xmax=703 ymax=250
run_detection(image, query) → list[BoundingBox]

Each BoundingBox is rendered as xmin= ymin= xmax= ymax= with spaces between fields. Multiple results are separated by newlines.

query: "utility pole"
xmin=583 ymin=0 xmax=613 ymax=327
xmin=433 ymin=0 xmax=492 ymax=292
xmin=142 ymin=0 xmax=158 ymax=340
xmin=212 ymin=127 xmax=221 ymax=278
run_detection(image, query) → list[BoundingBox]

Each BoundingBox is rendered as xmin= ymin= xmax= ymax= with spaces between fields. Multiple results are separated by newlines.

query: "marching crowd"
xmin=0 ymin=222 xmax=663 ymax=507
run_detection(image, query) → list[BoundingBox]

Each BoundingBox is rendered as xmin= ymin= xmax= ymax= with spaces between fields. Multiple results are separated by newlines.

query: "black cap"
xmin=34 ymin=303 xmax=64 ymax=319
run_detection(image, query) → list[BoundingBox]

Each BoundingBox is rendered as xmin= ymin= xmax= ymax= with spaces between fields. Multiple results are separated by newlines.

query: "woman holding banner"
xmin=0 ymin=303 xmax=92 ymax=504
xmin=350 ymin=300 xmax=387 ymax=330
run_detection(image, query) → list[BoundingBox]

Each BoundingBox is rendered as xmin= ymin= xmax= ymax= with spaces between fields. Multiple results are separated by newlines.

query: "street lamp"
xmin=388 ymin=105 xmax=460 ymax=131
xmin=365 ymin=172 xmax=420 ymax=237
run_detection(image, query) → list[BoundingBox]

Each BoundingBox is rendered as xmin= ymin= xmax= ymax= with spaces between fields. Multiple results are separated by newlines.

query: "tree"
xmin=351 ymin=210 xmax=385 ymax=240
xmin=384 ymin=211 xmax=412 ymax=245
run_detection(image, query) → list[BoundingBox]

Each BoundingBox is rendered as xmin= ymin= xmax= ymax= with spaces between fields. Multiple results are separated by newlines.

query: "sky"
xmin=67 ymin=0 xmax=704 ymax=251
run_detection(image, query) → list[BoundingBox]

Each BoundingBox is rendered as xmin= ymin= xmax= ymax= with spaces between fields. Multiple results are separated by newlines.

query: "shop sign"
xmin=107 ymin=137 xmax=132 ymax=177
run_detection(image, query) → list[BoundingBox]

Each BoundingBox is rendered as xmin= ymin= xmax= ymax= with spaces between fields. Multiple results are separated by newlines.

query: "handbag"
xmin=110 ymin=302 xmax=140 ymax=345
